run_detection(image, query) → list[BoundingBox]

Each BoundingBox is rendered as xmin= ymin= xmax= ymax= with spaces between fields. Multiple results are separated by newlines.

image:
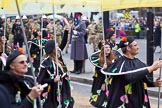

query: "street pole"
xmin=158 ymin=20 xmax=162 ymax=108
xmin=103 ymin=11 xmax=109 ymax=37
xmin=146 ymin=7 xmax=154 ymax=81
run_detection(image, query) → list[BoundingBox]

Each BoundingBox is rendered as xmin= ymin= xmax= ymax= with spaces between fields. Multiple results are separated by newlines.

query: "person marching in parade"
xmin=70 ymin=12 xmax=88 ymax=74
xmin=0 ymin=50 xmax=43 ymax=108
xmin=37 ymin=18 xmax=74 ymax=108
xmin=0 ymin=29 xmax=11 ymax=70
xmin=89 ymin=40 xmax=119 ymax=108
xmin=101 ymin=37 xmax=162 ymax=108
xmin=29 ymin=30 xmax=47 ymax=75
xmin=106 ymin=28 xmax=118 ymax=50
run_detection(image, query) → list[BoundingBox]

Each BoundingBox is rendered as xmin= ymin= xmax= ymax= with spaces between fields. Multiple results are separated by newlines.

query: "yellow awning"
xmin=0 ymin=0 xmax=162 ymax=15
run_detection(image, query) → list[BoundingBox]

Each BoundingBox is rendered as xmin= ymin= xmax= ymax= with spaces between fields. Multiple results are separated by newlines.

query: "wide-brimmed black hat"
xmin=45 ymin=40 xmax=55 ymax=54
xmin=5 ymin=50 xmax=23 ymax=70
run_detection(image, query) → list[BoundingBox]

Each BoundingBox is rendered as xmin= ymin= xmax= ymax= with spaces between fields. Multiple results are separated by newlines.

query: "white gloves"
xmin=73 ymin=30 xmax=78 ymax=35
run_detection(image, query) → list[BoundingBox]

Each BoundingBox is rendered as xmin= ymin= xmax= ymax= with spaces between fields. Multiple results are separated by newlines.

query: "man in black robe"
xmin=0 ymin=50 xmax=43 ymax=108
xmin=102 ymin=37 xmax=162 ymax=108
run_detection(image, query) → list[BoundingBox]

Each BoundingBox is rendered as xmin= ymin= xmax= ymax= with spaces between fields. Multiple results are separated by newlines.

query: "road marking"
xmin=149 ymin=96 xmax=162 ymax=102
xmin=71 ymin=81 xmax=91 ymax=87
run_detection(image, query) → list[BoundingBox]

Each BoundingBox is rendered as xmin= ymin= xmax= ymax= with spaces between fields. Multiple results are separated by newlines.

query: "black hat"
xmin=98 ymin=40 xmax=112 ymax=50
xmin=106 ymin=28 xmax=115 ymax=39
xmin=45 ymin=40 xmax=55 ymax=54
xmin=33 ymin=30 xmax=38 ymax=37
xmin=107 ymin=31 xmax=115 ymax=39
xmin=99 ymin=17 xmax=102 ymax=20
xmin=5 ymin=50 xmax=23 ymax=70
xmin=118 ymin=37 xmax=134 ymax=48
xmin=0 ymin=29 xmax=3 ymax=37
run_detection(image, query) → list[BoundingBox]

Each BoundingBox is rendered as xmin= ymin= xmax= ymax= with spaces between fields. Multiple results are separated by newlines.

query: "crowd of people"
xmin=0 ymin=12 xmax=162 ymax=108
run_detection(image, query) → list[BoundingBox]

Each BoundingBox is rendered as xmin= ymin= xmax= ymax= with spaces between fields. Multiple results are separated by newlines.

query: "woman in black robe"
xmin=29 ymin=30 xmax=47 ymax=74
xmin=89 ymin=41 xmax=117 ymax=108
xmin=37 ymin=25 xmax=74 ymax=108
xmin=101 ymin=37 xmax=162 ymax=108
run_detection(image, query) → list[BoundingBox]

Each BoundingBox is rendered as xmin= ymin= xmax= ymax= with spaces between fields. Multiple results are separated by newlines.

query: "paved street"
xmin=71 ymin=82 xmax=161 ymax=108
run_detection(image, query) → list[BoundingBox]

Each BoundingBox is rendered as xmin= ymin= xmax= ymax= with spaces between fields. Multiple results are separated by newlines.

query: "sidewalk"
xmin=63 ymin=42 xmax=162 ymax=98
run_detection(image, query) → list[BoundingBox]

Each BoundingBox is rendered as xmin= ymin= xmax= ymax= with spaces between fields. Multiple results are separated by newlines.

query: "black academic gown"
xmin=29 ymin=38 xmax=47 ymax=71
xmin=103 ymin=56 xmax=154 ymax=108
xmin=89 ymin=50 xmax=120 ymax=108
xmin=0 ymin=71 xmax=34 ymax=108
xmin=37 ymin=57 xmax=74 ymax=108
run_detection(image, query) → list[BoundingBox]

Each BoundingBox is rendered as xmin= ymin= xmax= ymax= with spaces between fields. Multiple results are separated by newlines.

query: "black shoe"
xmin=70 ymin=71 xmax=76 ymax=73
xmin=75 ymin=70 xmax=81 ymax=74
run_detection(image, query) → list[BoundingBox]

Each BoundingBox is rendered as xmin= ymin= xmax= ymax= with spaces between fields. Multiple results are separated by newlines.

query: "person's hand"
xmin=148 ymin=60 xmax=162 ymax=73
xmin=154 ymin=77 xmax=162 ymax=87
xmin=1 ymin=53 xmax=8 ymax=59
xmin=73 ymin=30 xmax=77 ymax=35
xmin=63 ymin=18 xmax=70 ymax=30
xmin=30 ymin=57 xmax=34 ymax=63
xmin=39 ymin=45 xmax=43 ymax=49
xmin=54 ymin=75 xmax=60 ymax=82
xmin=28 ymin=84 xmax=43 ymax=100
xmin=103 ymin=63 xmax=107 ymax=69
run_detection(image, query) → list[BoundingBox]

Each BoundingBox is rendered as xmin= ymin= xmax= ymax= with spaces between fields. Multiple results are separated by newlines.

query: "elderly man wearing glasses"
xmin=0 ymin=50 xmax=43 ymax=108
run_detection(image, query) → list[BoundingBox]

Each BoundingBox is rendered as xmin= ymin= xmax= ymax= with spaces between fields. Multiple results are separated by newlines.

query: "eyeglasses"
xmin=13 ymin=60 xmax=28 ymax=64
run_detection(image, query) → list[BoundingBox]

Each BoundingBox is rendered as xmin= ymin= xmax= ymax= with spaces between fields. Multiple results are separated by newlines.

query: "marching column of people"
xmin=0 ymin=14 xmax=75 ymax=108
xmin=1 ymin=13 xmax=162 ymax=108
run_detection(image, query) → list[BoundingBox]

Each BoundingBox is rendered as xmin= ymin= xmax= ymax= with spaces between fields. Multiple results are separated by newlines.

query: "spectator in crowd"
xmin=153 ymin=21 xmax=161 ymax=53
xmin=70 ymin=12 xmax=88 ymax=74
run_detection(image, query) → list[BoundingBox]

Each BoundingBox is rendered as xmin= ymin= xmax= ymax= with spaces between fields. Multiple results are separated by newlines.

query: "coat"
xmin=0 ymin=71 xmax=35 ymax=108
xmin=70 ymin=21 xmax=88 ymax=60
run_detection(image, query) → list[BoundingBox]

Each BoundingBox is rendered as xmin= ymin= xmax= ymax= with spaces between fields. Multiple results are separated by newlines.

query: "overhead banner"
xmin=1 ymin=0 xmax=162 ymax=15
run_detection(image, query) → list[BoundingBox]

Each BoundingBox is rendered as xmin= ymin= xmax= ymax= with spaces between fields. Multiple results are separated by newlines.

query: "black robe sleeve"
xmin=143 ymin=76 xmax=155 ymax=87
xmin=59 ymin=30 xmax=68 ymax=51
xmin=30 ymin=44 xmax=39 ymax=54
xmin=37 ymin=68 xmax=54 ymax=84
xmin=17 ymin=98 xmax=33 ymax=108
xmin=124 ymin=69 xmax=149 ymax=83
xmin=0 ymin=84 xmax=11 ymax=108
